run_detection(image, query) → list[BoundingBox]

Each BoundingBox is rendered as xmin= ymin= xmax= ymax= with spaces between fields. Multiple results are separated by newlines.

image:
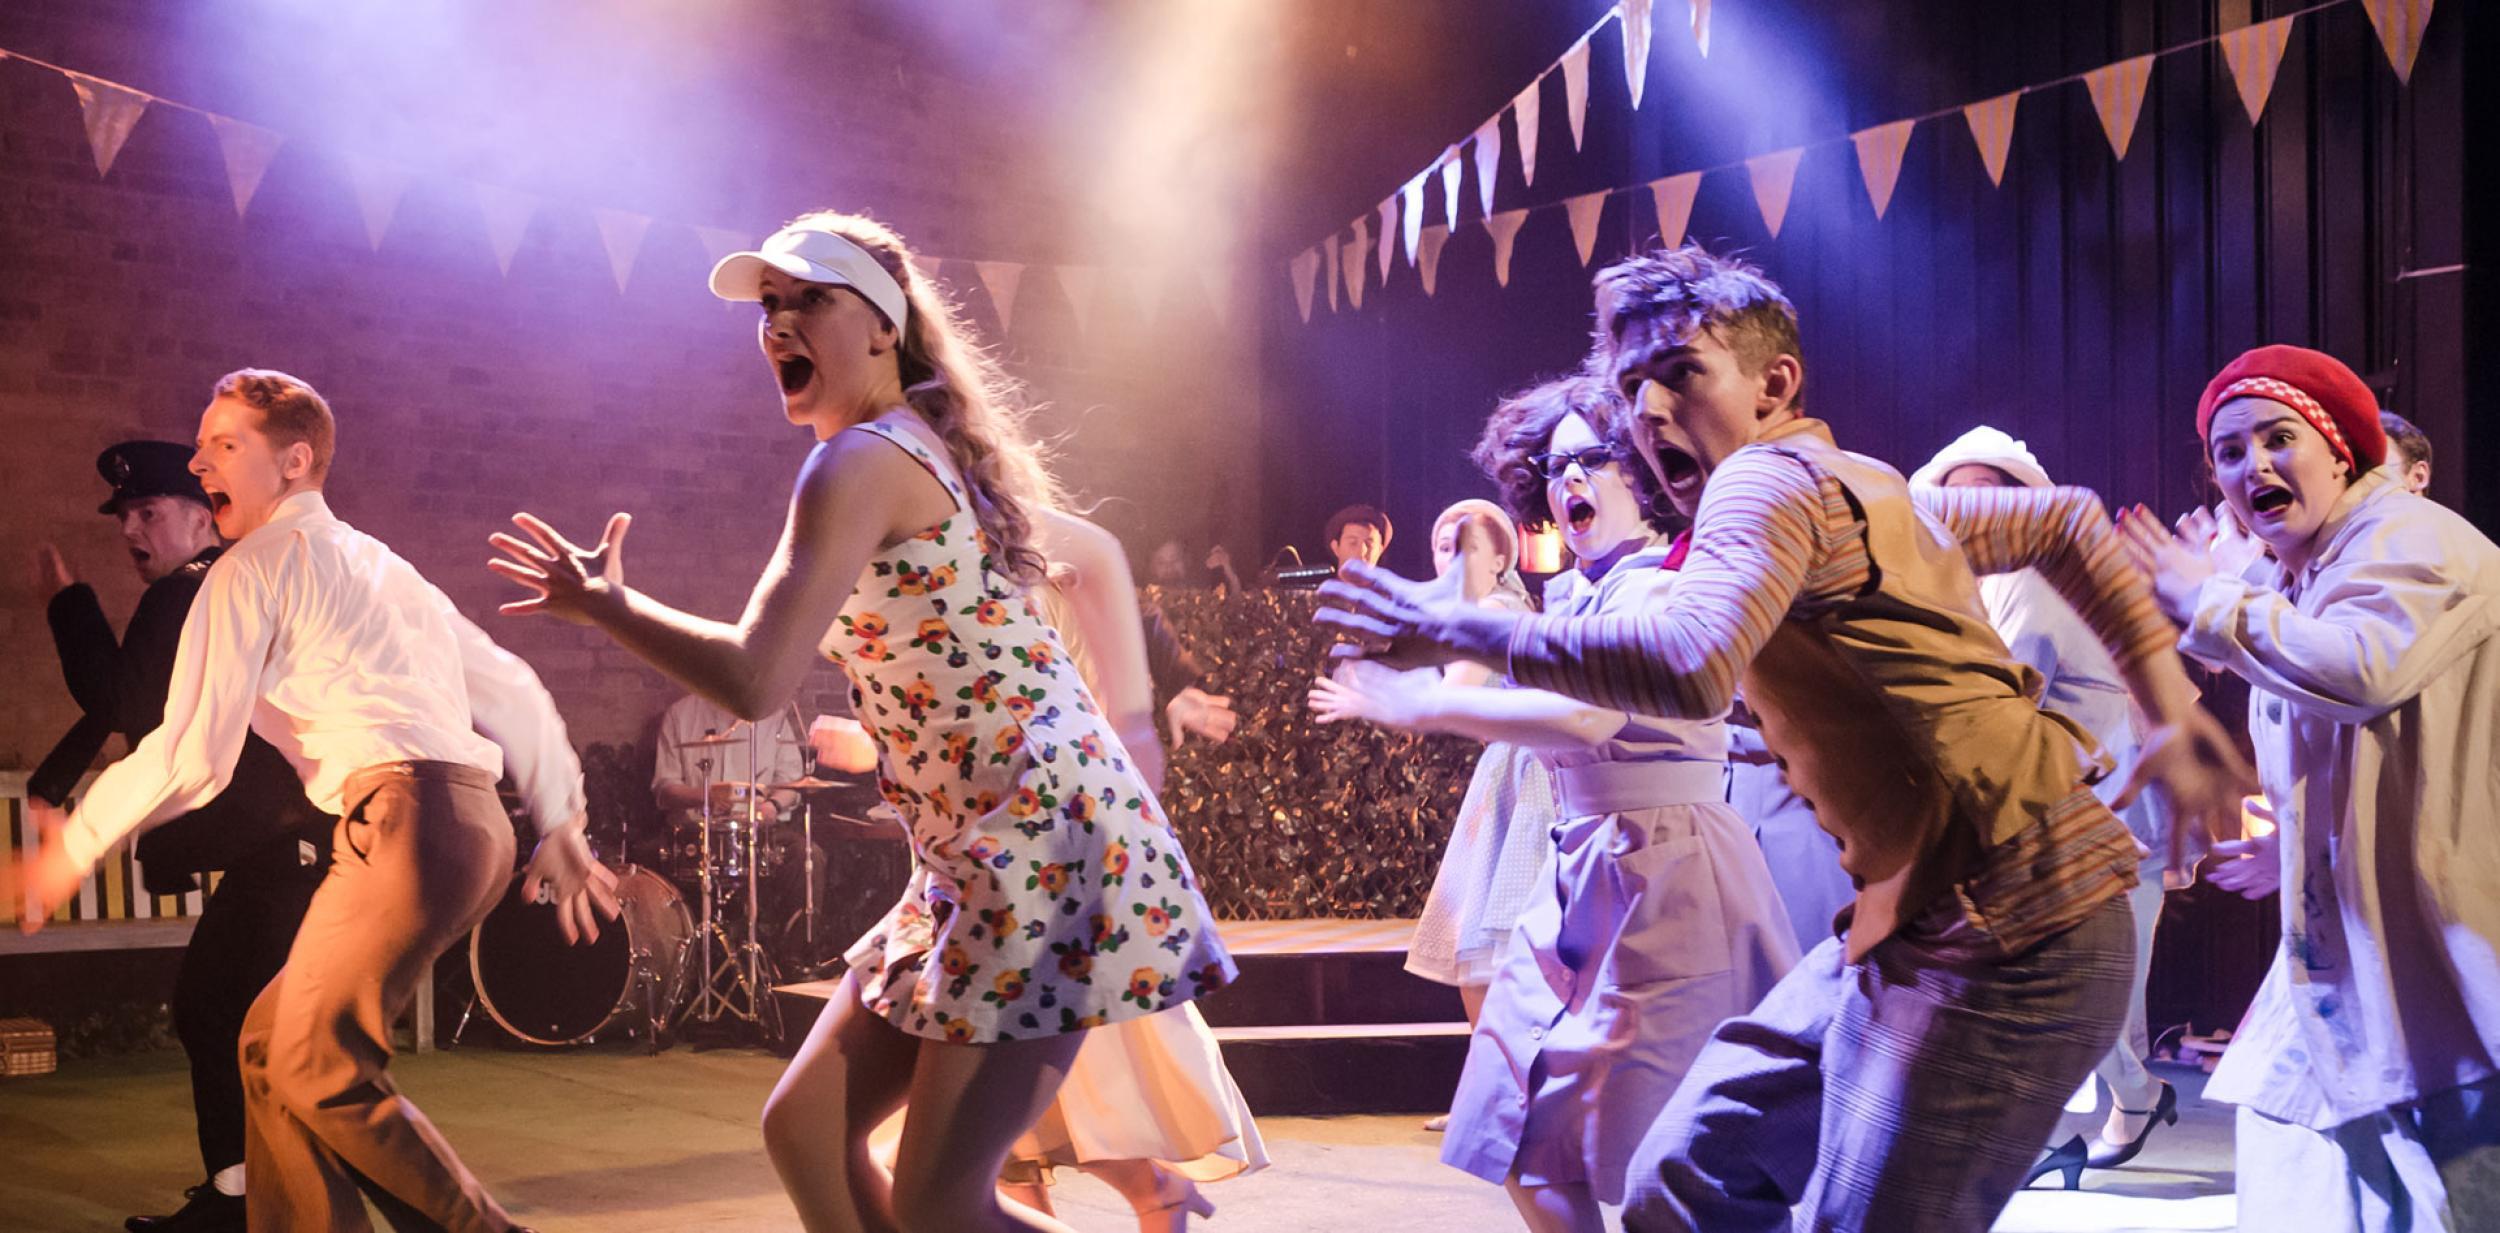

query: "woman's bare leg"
xmin=1460 ymin=981 xmax=1489 ymax=1026
xmin=1503 ymin=1176 xmax=1603 ymax=1233
xmin=888 ymin=1029 xmax=1089 ymax=1233
xmin=761 ymin=973 xmax=923 ymax=1233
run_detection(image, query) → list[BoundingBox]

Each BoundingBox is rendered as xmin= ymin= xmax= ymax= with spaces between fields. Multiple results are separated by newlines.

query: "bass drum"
xmin=469 ymin=864 xmax=691 ymax=1047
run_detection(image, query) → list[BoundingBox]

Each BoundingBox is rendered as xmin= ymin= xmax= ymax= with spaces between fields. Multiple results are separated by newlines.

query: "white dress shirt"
xmin=2190 ymin=468 xmax=2500 ymax=1129
xmin=63 ymin=491 xmax=584 ymax=869
xmin=651 ymin=693 xmax=804 ymax=827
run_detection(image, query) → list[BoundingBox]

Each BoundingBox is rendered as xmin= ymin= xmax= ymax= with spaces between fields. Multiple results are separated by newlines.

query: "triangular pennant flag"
xmin=2083 ymin=54 xmax=2155 ymax=160
xmin=592 ymin=208 xmax=651 ymax=294
xmin=1565 ymin=191 xmax=1608 ymax=266
xmin=205 ymin=116 xmax=282 ymax=219
xmin=1402 ymin=174 xmax=1426 ymax=264
xmin=1201 ymin=263 xmax=1232 ymax=324
xmin=2218 ymin=16 xmax=2297 ymax=125
xmin=1561 ymin=37 xmax=1592 ymax=152
xmin=1376 ymin=197 xmax=1397 ymax=282
xmin=1649 ymin=171 xmax=1701 ymax=247
xmin=1513 ymin=79 xmax=1543 ymax=187
xmin=1057 ymin=265 xmax=1104 ymax=335
xmin=1691 ymin=0 xmax=1712 ymax=57
xmin=1472 ymin=118 xmax=1502 ymax=219
xmin=340 ymin=156 xmax=411 ymax=251
xmin=69 ymin=77 xmax=148 ymax=178
xmin=1963 ymin=90 xmax=2021 ymax=187
xmin=1486 ymin=209 xmax=1530 ymax=288
xmin=1746 ymin=148 xmax=1805 ymax=239
xmin=1323 ymin=232 xmax=1340 ymax=313
xmin=1290 ymin=248 xmax=1320 ymax=323
xmin=1851 ymin=118 xmax=1916 ymax=219
xmin=695 ymin=225 xmax=748 ymax=265
xmin=1342 ymin=220 xmax=1369 ymax=310
xmin=976 ymin=261 xmax=1024 ymax=331
xmin=1620 ymin=0 xmax=1655 ymax=110
xmin=1441 ymin=147 xmax=1464 ymax=230
xmin=1418 ymin=224 xmax=1451 ymax=297
xmin=473 ymin=183 xmax=538 ymax=277
xmin=2363 ymin=0 xmax=2436 ymax=84
xmin=1127 ymin=265 xmax=1164 ymax=326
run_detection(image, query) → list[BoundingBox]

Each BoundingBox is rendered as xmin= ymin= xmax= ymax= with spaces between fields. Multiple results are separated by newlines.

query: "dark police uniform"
xmin=28 ymin=442 xmax=334 ymax=1232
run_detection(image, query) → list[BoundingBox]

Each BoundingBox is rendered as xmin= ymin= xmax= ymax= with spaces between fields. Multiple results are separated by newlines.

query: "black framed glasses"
xmin=1529 ymin=446 xmax=1620 ymax=479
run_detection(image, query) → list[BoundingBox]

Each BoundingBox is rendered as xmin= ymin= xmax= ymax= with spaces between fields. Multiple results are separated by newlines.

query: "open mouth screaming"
xmin=775 ymin=354 xmax=816 ymax=396
xmin=1655 ymin=444 xmax=1703 ymax=492
xmin=2248 ymin=484 xmax=2294 ymax=517
xmin=1565 ymin=495 xmax=1598 ymax=534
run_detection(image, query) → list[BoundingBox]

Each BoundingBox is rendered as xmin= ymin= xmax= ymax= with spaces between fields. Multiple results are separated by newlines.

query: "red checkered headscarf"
xmin=2195 ymin=345 xmax=2384 ymax=472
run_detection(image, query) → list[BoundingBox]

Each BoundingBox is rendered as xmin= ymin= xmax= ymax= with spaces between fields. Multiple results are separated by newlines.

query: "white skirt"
xmin=1013 ymin=1002 xmax=1269 ymax=1181
xmin=1408 ymin=741 xmax=1562 ymax=987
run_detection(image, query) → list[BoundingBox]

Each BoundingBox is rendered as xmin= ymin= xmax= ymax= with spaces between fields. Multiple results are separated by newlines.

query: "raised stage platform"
xmin=772 ymin=917 xmax=1472 ymax=1115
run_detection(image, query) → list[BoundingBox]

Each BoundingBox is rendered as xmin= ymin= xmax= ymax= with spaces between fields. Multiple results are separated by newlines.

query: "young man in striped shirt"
xmin=1318 ymin=245 xmax=2252 ymax=1231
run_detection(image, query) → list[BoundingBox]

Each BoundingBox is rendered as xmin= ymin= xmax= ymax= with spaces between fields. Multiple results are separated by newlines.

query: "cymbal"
xmin=768 ymin=776 xmax=862 ymax=791
xmin=678 ymin=730 xmax=752 ymax=747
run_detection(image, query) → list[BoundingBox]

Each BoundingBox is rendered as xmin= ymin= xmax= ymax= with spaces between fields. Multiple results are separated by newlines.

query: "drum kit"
xmin=461 ymin=717 xmax=906 ymax=1050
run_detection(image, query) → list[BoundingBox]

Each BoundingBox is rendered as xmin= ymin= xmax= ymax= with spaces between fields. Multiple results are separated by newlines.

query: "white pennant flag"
xmin=1620 ymin=0 xmax=1656 ymax=110
xmin=1964 ymin=90 xmax=2021 ymax=187
xmin=2083 ymin=54 xmax=2156 ymax=161
xmin=1513 ymin=78 xmax=1544 ymax=187
xmin=1441 ymin=147 xmax=1464 ymax=231
xmin=340 ymin=156 xmax=411 ymax=251
xmin=593 ymin=208 xmax=651 ymax=293
xmin=1565 ymin=191 xmax=1608 ymax=266
xmin=1323 ymin=232 xmax=1340 ymax=313
xmin=1486 ymin=209 xmax=1530 ymax=288
xmin=1561 ymin=36 xmax=1592 ymax=152
xmin=976 ymin=261 xmax=1025 ymax=331
xmin=1747 ymin=148 xmax=1805 ymax=239
xmin=1851 ymin=119 xmax=1916 ymax=220
xmin=1418 ymin=224 xmax=1451 ymax=297
xmin=206 ymin=116 xmax=282 ymax=219
xmin=1376 ymin=197 xmax=1398 ymax=281
xmin=473 ymin=183 xmax=538 ymax=276
xmin=1128 ymin=264 xmax=1164 ymax=326
xmin=1691 ymin=0 xmax=1713 ymax=58
xmin=1290 ymin=248 xmax=1320 ymax=323
xmin=1473 ymin=117 xmax=1502 ymax=219
xmin=695 ymin=225 xmax=748 ymax=266
xmin=1058 ymin=265 xmax=1104 ymax=335
xmin=69 ymin=77 xmax=149 ymax=178
xmin=2363 ymin=0 xmax=2436 ymax=84
xmin=1649 ymin=171 xmax=1701 ymax=247
xmin=2218 ymin=16 xmax=2297 ymax=125
xmin=1402 ymin=173 xmax=1426 ymax=264
xmin=1343 ymin=219 xmax=1369 ymax=310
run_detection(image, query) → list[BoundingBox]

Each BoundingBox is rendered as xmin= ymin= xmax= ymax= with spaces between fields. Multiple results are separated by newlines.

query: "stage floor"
xmin=1 ymin=1046 xmax=2237 ymax=1231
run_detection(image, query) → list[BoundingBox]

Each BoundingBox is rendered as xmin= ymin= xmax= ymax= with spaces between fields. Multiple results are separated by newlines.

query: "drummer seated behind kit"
xmin=651 ymin=692 xmax=803 ymax=828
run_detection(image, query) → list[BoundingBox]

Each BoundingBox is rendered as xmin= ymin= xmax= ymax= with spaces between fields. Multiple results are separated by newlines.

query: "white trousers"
xmin=2234 ymin=1078 xmax=2500 ymax=1232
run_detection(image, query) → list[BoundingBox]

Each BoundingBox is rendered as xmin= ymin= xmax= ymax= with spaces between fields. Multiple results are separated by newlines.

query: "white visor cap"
xmin=709 ymin=224 xmax=910 ymax=332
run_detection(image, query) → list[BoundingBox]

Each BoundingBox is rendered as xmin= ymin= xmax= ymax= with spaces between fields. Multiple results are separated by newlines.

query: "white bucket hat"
xmin=1909 ymin=425 xmax=2054 ymax=490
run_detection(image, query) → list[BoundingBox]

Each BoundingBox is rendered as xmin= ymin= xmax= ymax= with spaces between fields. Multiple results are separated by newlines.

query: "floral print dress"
xmin=825 ymin=415 xmax=1235 ymax=1043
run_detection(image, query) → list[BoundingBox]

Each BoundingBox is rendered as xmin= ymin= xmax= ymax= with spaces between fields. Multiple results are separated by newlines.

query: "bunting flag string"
xmin=1486 ymin=210 xmax=1530 ymax=288
xmin=1401 ymin=174 xmax=1427 ymax=263
xmin=694 ymin=225 xmax=748 ymax=268
xmin=475 ymin=183 xmax=539 ymax=277
xmin=1375 ymin=196 xmax=1397 ymax=280
xmin=975 ymin=261 xmax=1025 ymax=331
xmin=1418 ymin=224 xmax=1451 ymax=297
xmin=593 ymin=208 xmax=651 ymax=293
xmin=1322 ymin=232 xmax=1340 ymax=313
xmin=341 ymin=155 xmax=411 ymax=252
xmin=2218 ymin=16 xmax=2298 ymax=125
xmin=1472 ymin=117 xmax=1502 ymax=219
xmin=1560 ymin=36 xmax=1593 ymax=152
xmin=2362 ymin=0 xmax=2434 ymax=84
xmin=1440 ymin=147 xmax=1463 ymax=230
xmin=1621 ymin=0 xmax=1656 ymax=110
xmin=1746 ymin=148 xmax=1804 ymax=238
xmin=1648 ymin=171 xmax=1701 ymax=247
xmin=1691 ymin=0 xmax=1713 ymax=58
xmin=1512 ymin=78 xmax=1543 ymax=187
xmin=1290 ymin=248 xmax=1321 ymax=323
xmin=1963 ymin=90 xmax=2020 ymax=187
xmin=206 ymin=115 xmax=283 ymax=219
xmin=69 ymin=76 xmax=148 ymax=177
xmin=1850 ymin=118 xmax=1915 ymax=219
xmin=1342 ymin=221 xmax=1369 ymax=310
xmin=1058 ymin=265 xmax=1104 ymax=335
xmin=2083 ymin=53 xmax=2156 ymax=160
xmin=1565 ymin=190 xmax=1608 ymax=266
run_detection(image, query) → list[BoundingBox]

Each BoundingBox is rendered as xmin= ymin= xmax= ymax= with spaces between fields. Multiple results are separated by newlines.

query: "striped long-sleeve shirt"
xmin=1506 ymin=417 xmax=2170 ymax=954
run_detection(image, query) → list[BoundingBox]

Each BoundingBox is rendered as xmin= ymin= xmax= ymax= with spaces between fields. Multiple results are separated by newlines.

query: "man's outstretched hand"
xmin=1313 ymin=560 xmax=1516 ymax=673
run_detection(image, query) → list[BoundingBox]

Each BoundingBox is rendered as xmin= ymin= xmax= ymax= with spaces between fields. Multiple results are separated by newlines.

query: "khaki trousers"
xmin=238 ymin=762 xmax=516 ymax=1233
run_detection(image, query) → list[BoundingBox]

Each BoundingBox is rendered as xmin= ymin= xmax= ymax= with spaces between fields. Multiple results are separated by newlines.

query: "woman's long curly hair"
xmin=786 ymin=209 xmax=1063 ymax=585
xmin=1468 ymin=372 xmax=1679 ymax=534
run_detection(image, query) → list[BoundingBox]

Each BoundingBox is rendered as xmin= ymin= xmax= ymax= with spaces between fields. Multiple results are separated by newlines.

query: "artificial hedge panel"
xmin=1149 ymin=586 xmax=1481 ymax=920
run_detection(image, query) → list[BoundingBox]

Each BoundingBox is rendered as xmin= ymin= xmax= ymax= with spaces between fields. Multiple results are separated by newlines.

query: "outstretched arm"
xmin=1308 ymin=661 xmax=1627 ymax=751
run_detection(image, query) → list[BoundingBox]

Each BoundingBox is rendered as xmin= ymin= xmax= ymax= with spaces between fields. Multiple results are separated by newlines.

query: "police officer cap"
xmin=96 ymin=440 xmax=210 ymax=515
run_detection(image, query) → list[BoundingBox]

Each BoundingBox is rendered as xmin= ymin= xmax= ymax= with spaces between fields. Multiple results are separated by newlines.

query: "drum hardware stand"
xmin=678 ymin=723 xmax=783 ymax=1044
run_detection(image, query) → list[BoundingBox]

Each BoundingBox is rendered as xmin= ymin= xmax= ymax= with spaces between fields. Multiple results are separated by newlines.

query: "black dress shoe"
xmin=2024 ymin=1135 xmax=2088 ymax=1191
xmin=126 ymin=1185 xmax=244 ymax=1233
xmin=2086 ymin=1079 xmax=2180 ymax=1169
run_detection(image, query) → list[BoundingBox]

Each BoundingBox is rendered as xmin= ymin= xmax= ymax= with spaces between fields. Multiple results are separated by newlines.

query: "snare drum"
xmin=469 ymin=864 xmax=691 ymax=1046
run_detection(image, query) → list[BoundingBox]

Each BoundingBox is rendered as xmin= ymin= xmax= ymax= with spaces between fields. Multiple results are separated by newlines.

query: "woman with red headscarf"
xmin=2121 ymin=345 xmax=2500 ymax=1231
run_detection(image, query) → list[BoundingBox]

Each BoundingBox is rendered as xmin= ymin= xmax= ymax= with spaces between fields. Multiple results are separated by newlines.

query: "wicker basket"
xmin=0 ymin=1017 xmax=57 ymax=1077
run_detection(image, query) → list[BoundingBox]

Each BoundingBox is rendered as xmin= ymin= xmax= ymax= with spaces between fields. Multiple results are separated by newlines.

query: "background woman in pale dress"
xmin=1403 ymin=499 xmax=1561 ymax=1131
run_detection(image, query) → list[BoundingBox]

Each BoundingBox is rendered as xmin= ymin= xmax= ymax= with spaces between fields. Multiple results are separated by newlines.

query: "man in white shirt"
xmin=651 ymin=692 xmax=803 ymax=832
xmin=7 ymin=369 xmax=615 ymax=1233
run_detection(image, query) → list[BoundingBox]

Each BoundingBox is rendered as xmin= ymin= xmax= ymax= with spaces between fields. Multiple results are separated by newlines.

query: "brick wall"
xmin=0 ymin=7 xmax=1264 ymax=772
